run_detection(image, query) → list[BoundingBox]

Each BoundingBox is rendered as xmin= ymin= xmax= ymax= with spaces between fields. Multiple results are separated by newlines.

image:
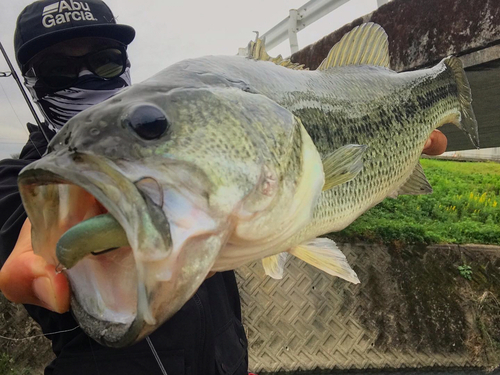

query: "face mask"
xmin=25 ymin=69 xmax=131 ymax=133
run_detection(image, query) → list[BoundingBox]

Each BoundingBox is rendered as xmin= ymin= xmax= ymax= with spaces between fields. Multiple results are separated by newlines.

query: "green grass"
xmin=332 ymin=159 xmax=500 ymax=246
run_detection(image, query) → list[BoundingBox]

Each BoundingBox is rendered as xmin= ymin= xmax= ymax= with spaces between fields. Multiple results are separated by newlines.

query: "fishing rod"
xmin=0 ymin=41 xmax=50 ymax=145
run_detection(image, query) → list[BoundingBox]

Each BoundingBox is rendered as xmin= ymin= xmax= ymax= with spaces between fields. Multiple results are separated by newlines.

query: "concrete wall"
xmin=290 ymin=0 xmax=500 ymax=152
xmin=291 ymin=0 xmax=500 ymax=72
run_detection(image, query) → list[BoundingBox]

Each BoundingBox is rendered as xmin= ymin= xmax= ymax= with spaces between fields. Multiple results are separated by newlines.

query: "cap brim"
xmin=17 ymin=24 xmax=135 ymax=67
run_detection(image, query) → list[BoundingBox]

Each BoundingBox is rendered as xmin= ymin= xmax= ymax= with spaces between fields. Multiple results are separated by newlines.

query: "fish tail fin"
xmin=443 ymin=56 xmax=479 ymax=148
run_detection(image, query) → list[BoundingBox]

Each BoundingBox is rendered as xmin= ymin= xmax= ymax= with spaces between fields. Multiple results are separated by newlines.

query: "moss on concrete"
xmin=354 ymin=243 xmax=500 ymax=368
xmin=291 ymin=0 xmax=500 ymax=72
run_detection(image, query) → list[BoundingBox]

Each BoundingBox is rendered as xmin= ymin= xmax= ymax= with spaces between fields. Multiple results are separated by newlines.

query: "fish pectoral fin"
xmin=262 ymin=252 xmax=289 ymax=279
xmin=289 ymin=238 xmax=360 ymax=284
xmin=393 ymin=162 xmax=433 ymax=197
xmin=317 ymin=23 xmax=390 ymax=70
xmin=322 ymin=144 xmax=367 ymax=191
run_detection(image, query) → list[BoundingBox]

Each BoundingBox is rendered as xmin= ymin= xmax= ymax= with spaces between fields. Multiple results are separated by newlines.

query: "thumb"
xmin=0 ymin=219 xmax=70 ymax=313
xmin=423 ymin=129 xmax=447 ymax=156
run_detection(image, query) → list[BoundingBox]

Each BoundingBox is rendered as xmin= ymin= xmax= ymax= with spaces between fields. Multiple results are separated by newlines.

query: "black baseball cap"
xmin=14 ymin=0 xmax=135 ymax=70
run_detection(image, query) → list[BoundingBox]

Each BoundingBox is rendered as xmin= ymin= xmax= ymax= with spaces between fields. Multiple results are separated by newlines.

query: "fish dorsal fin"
xmin=246 ymin=35 xmax=307 ymax=70
xmin=317 ymin=23 xmax=390 ymax=70
xmin=390 ymin=163 xmax=433 ymax=198
xmin=289 ymin=238 xmax=359 ymax=284
xmin=322 ymin=144 xmax=367 ymax=191
xmin=262 ymin=252 xmax=288 ymax=279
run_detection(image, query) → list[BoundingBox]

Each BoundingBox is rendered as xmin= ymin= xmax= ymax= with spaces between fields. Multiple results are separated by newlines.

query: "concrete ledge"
xmin=289 ymin=0 xmax=500 ymax=151
xmin=423 ymin=155 xmax=500 ymax=163
xmin=291 ymin=0 xmax=500 ymax=72
xmin=422 ymin=148 xmax=500 ymax=163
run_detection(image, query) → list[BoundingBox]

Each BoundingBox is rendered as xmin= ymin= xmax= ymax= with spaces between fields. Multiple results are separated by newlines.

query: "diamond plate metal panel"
xmin=236 ymin=243 xmax=500 ymax=372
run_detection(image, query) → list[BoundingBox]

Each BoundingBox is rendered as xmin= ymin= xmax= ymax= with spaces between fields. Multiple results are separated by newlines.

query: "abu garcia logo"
xmin=42 ymin=0 xmax=98 ymax=28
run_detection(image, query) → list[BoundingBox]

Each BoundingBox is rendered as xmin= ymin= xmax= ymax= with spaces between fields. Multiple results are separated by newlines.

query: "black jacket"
xmin=0 ymin=124 xmax=248 ymax=375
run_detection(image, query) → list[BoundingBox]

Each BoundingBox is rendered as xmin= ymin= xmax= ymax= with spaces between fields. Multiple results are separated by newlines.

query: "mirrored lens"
xmin=89 ymin=48 xmax=125 ymax=78
xmin=33 ymin=47 xmax=127 ymax=90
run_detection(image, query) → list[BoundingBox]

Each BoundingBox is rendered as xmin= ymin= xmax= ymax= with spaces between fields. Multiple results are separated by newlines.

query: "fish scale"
xmin=282 ymin=65 xmax=467 ymax=239
xmin=17 ymin=23 xmax=478 ymax=347
xmin=192 ymin=57 xmax=467 ymax=246
xmin=206 ymin=56 xmax=471 ymax=271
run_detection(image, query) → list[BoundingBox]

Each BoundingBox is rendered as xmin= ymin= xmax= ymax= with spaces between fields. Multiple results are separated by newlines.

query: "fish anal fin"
xmin=318 ymin=23 xmax=390 ymax=70
xmin=322 ymin=144 xmax=367 ymax=191
xmin=289 ymin=238 xmax=359 ymax=284
xmin=262 ymin=252 xmax=288 ymax=279
xmin=392 ymin=162 xmax=433 ymax=197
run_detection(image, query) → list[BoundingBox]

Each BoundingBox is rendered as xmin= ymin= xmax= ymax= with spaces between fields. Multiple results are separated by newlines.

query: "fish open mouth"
xmin=21 ymin=179 xmax=143 ymax=346
xmin=18 ymin=152 xmax=171 ymax=347
xmin=18 ymin=150 xmax=226 ymax=347
xmin=56 ymin=191 xmax=139 ymax=344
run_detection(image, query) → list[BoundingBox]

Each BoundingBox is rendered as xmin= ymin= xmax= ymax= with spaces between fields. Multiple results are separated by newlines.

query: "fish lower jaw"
xmin=65 ymin=245 xmax=143 ymax=343
xmin=71 ymin=295 xmax=144 ymax=347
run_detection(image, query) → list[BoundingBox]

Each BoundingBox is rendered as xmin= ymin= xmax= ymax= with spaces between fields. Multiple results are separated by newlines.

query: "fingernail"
xmin=33 ymin=277 xmax=58 ymax=312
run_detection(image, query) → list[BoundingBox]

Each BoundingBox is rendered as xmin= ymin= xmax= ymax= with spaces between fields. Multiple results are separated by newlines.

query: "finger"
xmin=423 ymin=130 xmax=448 ymax=156
xmin=0 ymin=219 xmax=70 ymax=313
xmin=33 ymin=264 xmax=71 ymax=313
xmin=0 ymin=249 xmax=70 ymax=313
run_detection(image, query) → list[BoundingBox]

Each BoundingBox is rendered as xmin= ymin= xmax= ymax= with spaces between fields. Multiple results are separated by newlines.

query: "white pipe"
xmin=288 ymin=9 xmax=300 ymax=54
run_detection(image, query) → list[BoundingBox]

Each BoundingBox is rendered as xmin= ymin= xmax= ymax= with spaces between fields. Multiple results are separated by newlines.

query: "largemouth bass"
xmin=18 ymin=23 xmax=478 ymax=347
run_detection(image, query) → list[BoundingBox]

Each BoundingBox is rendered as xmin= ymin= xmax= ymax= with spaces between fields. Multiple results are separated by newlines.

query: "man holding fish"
xmin=0 ymin=1 xmax=248 ymax=373
xmin=0 ymin=0 xmax=450 ymax=374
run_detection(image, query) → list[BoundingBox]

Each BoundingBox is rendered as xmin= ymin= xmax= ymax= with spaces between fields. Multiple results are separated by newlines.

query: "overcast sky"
xmin=0 ymin=0 xmax=378 ymax=159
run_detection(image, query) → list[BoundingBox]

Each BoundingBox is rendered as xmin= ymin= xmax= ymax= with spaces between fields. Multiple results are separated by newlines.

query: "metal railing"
xmin=258 ymin=0 xmax=390 ymax=55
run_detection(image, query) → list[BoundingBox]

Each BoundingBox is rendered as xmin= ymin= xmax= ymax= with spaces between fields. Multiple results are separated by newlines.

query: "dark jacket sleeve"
xmin=0 ymin=124 xmax=48 ymax=265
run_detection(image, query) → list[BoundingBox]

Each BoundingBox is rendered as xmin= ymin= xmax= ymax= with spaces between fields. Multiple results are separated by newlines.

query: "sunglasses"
xmin=26 ymin=46 xmax=128 ymax=90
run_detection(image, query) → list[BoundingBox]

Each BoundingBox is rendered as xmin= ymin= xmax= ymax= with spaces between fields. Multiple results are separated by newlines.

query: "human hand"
xmin=0 ymin=218 xmax=70 ymax=313
xmin=423 ymin=129 xmax=447 ymax=155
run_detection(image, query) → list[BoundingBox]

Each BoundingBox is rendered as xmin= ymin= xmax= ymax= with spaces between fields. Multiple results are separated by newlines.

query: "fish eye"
xmin=124 ymin=104 xmax=169 ymax=140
